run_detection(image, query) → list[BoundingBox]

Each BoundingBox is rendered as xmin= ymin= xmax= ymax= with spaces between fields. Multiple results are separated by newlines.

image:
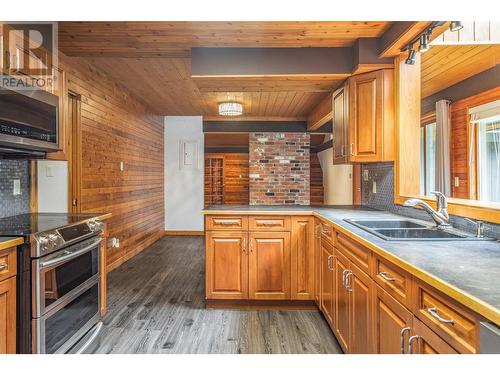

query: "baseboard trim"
xmin=164 ymin=230 xmax=204 ymax=236
xmin=205 ymin=299 xmax=318 ymax=311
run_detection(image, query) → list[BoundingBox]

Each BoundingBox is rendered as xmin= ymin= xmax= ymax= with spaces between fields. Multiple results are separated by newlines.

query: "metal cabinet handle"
xmin=0 ymin=263 xmax=7 ymax=271
xmin=242 ymin=238 xmax=246 ymax=253
xmin=378 ymin=271 xmax=396 ymax=282
xmin=342 ymin=269 xmax=349 ymax=287
xmin=400 ymin=327 xmax=411 ymax=354
xmin=214 ymin=219 xmax=240 ymax=225
xmin=427 ymin=307 xmax=455 ymax=325
xmin=250 ymin=239 xmax=254 ymax=253
xmin=257 ymin=220 xmax=281 ymax=227
xmin=345 ymin=270 xmax=353 ymax=292
xmin=350 ymin=143 xmax=354 ymax=156
xmin=408 ymin=335 xmax=420 ymax=354
xmin=327 ymin=255 xmax=334 ymax=271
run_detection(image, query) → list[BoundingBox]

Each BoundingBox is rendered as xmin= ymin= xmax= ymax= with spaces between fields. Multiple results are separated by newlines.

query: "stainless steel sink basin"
xmin=344 ymin=218 xmax=492 ymax=241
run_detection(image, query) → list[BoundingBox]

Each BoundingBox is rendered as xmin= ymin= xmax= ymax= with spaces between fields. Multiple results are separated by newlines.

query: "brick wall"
xmin=249 ymin=132 xmax=310 ymax=205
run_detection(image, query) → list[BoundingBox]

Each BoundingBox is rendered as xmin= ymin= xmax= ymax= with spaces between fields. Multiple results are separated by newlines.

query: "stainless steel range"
xmin=0 ymin=213 xmax=106 ymax=354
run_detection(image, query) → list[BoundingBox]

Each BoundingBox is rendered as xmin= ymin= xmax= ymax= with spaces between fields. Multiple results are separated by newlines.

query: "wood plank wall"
xmin=59 ymin=54 xmax=165 ymax=271
xmin=310 ymin=153 xmax=324 ymax=205
xmin=449 ymin=86 xmax=500 ymax=199
xmin=205 ymin=153 xmax=249 ymax=205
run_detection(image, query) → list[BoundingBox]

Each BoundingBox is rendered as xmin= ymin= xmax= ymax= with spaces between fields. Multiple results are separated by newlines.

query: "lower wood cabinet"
xmin=249 ymin=232 xmax=290 ymax=300
xmin=334 ymin=250 xmax=351 ymax=352
xmin=0 ymin=276 xmax=16 ymax=354
xmin=205 ymin=231 xmax=248 ymax=299
xmin=409 ymin=318 xmax=458 ymax=354
xmin=320 ymin=239 xmax=335 ymax=327
xmin=350 ymin=262 xmax=373 ymax=353
xmin=373 ymin=284 xmax=413 ymax=354
xmin=314 ymin=220 xmax=322 ymax=305
xmin=291 ymin=217 xmax=315 ymax=300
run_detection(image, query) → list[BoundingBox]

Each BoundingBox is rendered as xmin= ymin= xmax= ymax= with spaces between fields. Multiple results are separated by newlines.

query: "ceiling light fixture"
xmin=418 ymin=32 xmax=430 ymax=53
xmin=450 ymin=21 xmax=463 ymax=32
xmin=218 ymin=102 xmax=243 ymax=116
xmin=405 ymin=46 xmax=417 ymax=65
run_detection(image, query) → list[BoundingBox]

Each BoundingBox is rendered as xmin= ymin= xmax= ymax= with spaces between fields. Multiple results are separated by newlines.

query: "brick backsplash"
xmin=249 ymin=132 xmax=310 ymax=205
xmin=0 ymin=160 xmax=30 ymax=218
xmin=361 ymin=162 xmax=500 ymax=240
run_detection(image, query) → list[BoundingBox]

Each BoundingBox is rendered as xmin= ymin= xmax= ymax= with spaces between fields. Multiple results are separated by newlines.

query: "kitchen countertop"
xmin=203 ymin=205 xmax=500 ymax=325
xmin=0 ymin=236 xmax=24 ymax=251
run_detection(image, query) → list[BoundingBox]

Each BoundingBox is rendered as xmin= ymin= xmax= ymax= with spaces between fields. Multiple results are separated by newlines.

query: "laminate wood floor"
xmin=90 ymin=236 xmax=342 ymax=354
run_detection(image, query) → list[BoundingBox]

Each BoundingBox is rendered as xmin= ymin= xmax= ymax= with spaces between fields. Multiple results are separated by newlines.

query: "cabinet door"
xmin=333 ymin=85 xmax=348 ymax=164
xmin=249 ymin=232 xmax=290 ymax=300
xmin=291 ymin=217 xmax=315 ymax=300
xmin=373 ymin=285 xmax=413 ymax=354
xmin=410 ymin=318 xmax=458 ymax=354
xmin=205 ymin=231 xmax=248 ymax=299
xmin=349 ymin=262 xmax=373 ymax=353
xmin=320 ymin=241 xmax=335 ymax=327
xmin=314 ymin=220 xmax=321 ymax=305
xmin=0 ymin=276 xmax=16 ymax=354
xmin=334 ymin=251 xmax=350 ymax=352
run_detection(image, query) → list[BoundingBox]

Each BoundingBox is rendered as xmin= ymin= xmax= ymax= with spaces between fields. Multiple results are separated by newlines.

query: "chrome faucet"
xmin=403 ymin=192 xmax=452 ymax=229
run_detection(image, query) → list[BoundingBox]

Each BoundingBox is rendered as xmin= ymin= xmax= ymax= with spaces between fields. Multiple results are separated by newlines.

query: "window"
xmin=475 ymin=114 xmax=500 ymax=202
xmin=420 ymin=122 xmax=437 ymax=195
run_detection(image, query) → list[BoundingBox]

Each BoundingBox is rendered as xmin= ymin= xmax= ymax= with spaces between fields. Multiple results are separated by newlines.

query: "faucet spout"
xmin=403 ymin=195 xmax=452 ymax=229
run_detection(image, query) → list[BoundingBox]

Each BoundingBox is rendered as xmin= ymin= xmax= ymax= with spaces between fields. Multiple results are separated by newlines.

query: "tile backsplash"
xmin=361 ymin=162 xmax=500 ymax=240
xmin=0 ymin=160 xmax=30 ymax=218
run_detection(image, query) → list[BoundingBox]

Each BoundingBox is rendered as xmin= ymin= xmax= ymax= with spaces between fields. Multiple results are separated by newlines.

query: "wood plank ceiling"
xmin=421 ymin=44 xmax=500 ymax=98
xmin=59 ymin=22 xmax=392 ymax=118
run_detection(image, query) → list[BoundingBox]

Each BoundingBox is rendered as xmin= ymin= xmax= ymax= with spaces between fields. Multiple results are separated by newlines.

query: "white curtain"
xmin=435 ymin=100 xmax=451 ymax=196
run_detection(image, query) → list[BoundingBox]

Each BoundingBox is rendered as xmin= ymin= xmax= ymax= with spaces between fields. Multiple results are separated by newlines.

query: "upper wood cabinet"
xmin=332 ymin=84 xmax=349 ymax=164
xmin=248 ymin=231 xmax=290 ymax=300
xmin=291 ymin=217 xmax=315 ymax=300
xmin=347 ymin=69 xmax=395 ymax=163
xmin=205 ymin=231 xmax=248 ymax=300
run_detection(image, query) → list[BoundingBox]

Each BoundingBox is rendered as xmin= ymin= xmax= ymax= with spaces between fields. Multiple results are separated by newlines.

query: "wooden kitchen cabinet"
xmin=205 ymin=231 xmax=248 ymax=299
xmin=320 ymin=239 xmax=335 ymax=328
xmin=249 ymin=231 xmax=290 ymax=300
xmin=409 ymin=318 xmax=458 ymax=354
xmin=314 ymin=219 xmax=322 ymax=305
xmin=0 ymin=270 xmax=16 ymax=354
xmin=348 ymin=69 xmax=394 ymax=163
xmin=332 ymin=84 xmax=349 ymax=164
xmin=334 ymin=250 xmax=350 ymax=352
xmin=373 ymin=284 xmax=414 ymax=354
xmin=291 ymin=217 xmax=315 ymax=300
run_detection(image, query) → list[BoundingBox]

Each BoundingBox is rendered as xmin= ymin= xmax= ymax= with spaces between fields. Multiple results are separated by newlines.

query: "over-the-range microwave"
xmin=0 ymin=83 xmax=60 ymax=157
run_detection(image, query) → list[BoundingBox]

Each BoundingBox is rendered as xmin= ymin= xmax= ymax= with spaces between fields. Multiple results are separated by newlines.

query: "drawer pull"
xmin=378 ymin=271 xmax=396 ymax=282
xmin=427 ymin=307 xmax=455 ymax=325
xmin=400 ymin=327 xmax=411 ymax=354
xmin=242 ymin=238 xmax=246 ymax=253
xmin=342 ymin=269 xmax=349 ymax=287
xmin=257 ymin=221 xmax=281 ymax=227
xmin=0 ymin=263 xmax=7 ymax=271
xmin=408 ymin=335 xmax=420 ymax=354
xmin=213 ymin=219 xmax=240 ymax=225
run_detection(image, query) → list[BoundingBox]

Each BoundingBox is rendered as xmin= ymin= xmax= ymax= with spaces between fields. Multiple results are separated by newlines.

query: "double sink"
xmin=344 ymin=218 xmax=491 ymax=241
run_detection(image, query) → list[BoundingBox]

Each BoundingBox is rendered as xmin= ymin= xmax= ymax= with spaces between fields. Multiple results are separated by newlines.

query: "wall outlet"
xmin=454 ymin=176 xmax=460 ymax=187
xmin=46 ymin=165 xmax=54 ymax=177
xmin=111 ymin=237 xmax=120 ymax=248
xmin=119 ymin=161 xmax=124 ymax=172
xmin=13 ymin=179 xmax=21 ymax=195
xmin=363 ymin=169 xmax=369 ymax=182
xmin=372 ymin=181 xmax=377 ymax=194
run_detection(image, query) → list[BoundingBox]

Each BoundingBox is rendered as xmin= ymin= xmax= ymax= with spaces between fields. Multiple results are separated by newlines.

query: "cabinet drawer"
xmin=320 ymin=221 xmax=335 ymax=245
xmin=336 ymin=232 xmax=371 ymax=275
xmin=0 ymin=247 xmax=16 ymax=282
xmin=373 ymin=256 xmax=412 ymax=308
xmin=206 ymin=216 xmax=248 ymax=231
xmin=249 ymin=216 xmax=290 ymax=231
xmin=413 ymin=282 xmax=478 ymax=353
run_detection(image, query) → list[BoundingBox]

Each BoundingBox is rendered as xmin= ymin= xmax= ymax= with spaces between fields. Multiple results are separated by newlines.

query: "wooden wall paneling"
xmin=205 ymin=153 xmax=249 ymax=205
xmin=58 ymin=54 xmax=164 ymax=271
xmin=310 ymin=153 xmax=324 ymax=205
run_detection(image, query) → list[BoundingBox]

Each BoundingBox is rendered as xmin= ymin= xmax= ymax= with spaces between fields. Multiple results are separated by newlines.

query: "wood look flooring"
xmin=90 ymin=236 xmax=342 ymax=354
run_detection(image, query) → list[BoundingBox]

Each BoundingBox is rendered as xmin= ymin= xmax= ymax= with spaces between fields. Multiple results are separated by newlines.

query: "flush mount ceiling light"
xmin=450 ymin=21 xmax=463 ymax=32
xmin=218 ymin=102 xmax=243 ymax=116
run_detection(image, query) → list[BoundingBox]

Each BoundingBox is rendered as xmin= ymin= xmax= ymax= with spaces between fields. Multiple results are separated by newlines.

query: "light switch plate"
xmin=363 ymin=169 xmax=369 ymax=181
xmin=13 ymin=179 xmax=21 ymax=195
xmin=46 ymin=165 xmax=54 ymax=177
xmin=454 ymin=176 xmax=460 ymax=187
xmin=119 ymin=161 xmax=124 ymax=172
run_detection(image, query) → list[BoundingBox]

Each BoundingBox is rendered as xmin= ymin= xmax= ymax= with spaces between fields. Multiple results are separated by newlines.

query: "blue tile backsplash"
xmin=0 ymin=160 xmax=30 ymax=218
xmin=361 ymin=162 xmax=500 ymax=240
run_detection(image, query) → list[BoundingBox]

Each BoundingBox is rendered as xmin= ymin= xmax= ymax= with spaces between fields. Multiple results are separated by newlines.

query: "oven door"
xmin=32 ymin=236 xmax=102 ymax=318
xmin=32 ymin=278 xmax=101 ymax=354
